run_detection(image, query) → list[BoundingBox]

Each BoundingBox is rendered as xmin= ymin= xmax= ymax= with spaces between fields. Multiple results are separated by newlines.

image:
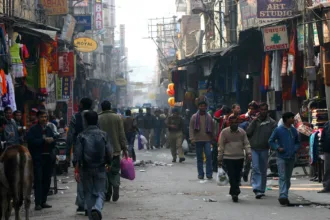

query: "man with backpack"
xmin=66 ymin=97 xmax=93 ymax=214
xmin=74 ymin=111 xmax=112 ymax=220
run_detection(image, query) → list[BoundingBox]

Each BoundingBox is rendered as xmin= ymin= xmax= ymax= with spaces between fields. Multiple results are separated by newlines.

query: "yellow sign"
xmin=40 ymin=0 xmax=68 ymax=15
xmin=74 ymin=38 xmax=98 ymax=53
xmin=115 ymin=78 xmax=127 ymax=86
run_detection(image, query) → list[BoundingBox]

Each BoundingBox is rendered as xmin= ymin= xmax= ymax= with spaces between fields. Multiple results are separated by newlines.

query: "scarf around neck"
xmin=194 ymin=111 xmax=212 ymax=133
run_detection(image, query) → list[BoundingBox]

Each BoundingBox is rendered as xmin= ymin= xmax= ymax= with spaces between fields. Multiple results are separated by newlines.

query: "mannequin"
xmin=9 ymin=32 xmax=24 ymax=78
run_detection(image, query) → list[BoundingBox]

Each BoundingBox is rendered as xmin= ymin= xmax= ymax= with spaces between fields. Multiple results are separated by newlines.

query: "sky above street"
xmin=116 ymin=0 xmax=176 ymax=83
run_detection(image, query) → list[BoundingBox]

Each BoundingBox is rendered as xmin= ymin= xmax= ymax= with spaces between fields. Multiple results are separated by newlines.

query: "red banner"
xmin=58 ymin=51 xmax=74 ymax=77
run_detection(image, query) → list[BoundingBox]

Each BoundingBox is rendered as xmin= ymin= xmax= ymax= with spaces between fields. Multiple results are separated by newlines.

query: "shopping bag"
xmin=140 ymin=135 xmax=148 ymax=145
xmin=138 ymin=133 xmax=144 ymax=150
xmin=120 ymin=157 xmax=135 ymax=180
xmin=216 ymin=168 xmax=229 ymax=186
xmin=182 ymin=139 xmax=188 ymax=152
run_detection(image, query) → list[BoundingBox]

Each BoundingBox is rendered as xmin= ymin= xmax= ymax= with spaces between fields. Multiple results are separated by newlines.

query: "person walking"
xmin=161 ymin=108 xmax=169 ymax=148
xmin=246 ymin=103 xmax=277 ymax=199
xmin=143 ymin=107 xmax=155 ymax=150
xmin=269 ymin=112 xmax=301 ymax=206
xmin=166 ymin=108 xmax=185 ymax=163
xmin=98 ymin=101 xmax=127 ymax=202
xmin=27 ymin=110 xmax=56 ymax=210
xmin=218 ymin=115 xmax=252 ymax=203
xmin=123 ymin=109 xmax=138 ymax=161
xmin=153 ymin=109 xmax=164 ymax=149
xmin=4 ymin=106 xmax=20 ymax=146
xmin=189 ymin=101 xmax=214 ymax=180
xmin=318 ymin=119 xmax=330 ymax=193
xmin=74 ymin=111 xmax=112 ymax=220
xmin=66 ymin=97 xmax=93 ymax=214
xmin=135 ymin=108 xmax=145 ymax=134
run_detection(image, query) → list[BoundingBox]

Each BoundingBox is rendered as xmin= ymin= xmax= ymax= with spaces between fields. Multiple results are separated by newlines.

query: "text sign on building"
xmin=262 ymin=25 xmax=289 ymax=51
xmin=62 ymin=77 xmax=71 ymax=100
xmin=40 ymin=0 xmax=68 ymax=15
xmin=74 ymin=15 xmax=92 ymax=31
xmin=257 ymin=0 xmax=295 ymax=19
xmin=58 ymin=52 xmax=75 ymax=77
xmin=94 ymin=0 xmax=103 ymax=30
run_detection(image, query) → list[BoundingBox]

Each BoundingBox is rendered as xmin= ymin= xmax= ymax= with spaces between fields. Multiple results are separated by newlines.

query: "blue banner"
xmin=74 ymin=15 xmax=92 ymax=31
xmin=62 ymin=77 xmax=71 ymax=100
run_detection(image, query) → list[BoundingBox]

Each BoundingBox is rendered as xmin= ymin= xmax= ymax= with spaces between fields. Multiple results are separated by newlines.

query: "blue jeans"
xmin=251 ymin=149 xmax=269 ymax=193
xmin=277 ymin=157 xmax=295 ymax=199
xmin=195 ymin=142 xmax=212 ymax=178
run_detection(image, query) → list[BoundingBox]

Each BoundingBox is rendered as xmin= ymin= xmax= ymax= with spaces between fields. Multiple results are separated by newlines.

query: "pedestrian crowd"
xmin=2 ymin=96 xmax=330 ymax=220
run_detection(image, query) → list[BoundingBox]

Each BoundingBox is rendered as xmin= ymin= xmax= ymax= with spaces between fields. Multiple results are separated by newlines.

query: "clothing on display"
xmin=10 ymin=32 xmax=24 ymax=78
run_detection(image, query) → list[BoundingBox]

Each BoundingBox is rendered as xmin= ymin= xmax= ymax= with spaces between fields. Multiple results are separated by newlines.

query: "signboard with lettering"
xmin=257 ymin=0 xmax=295 ymax=20
xmin=62 ymin=77 xmax=71 ymax=100
xmin=60 ymin=14 xmax=76 ymax=42
xmin=56 ymin=75 xmax=62 ymax=100
xmin=58 ymin=52 xmax=75 ymax=77
xmin=40 ymin=0 xmax=68 ymax=15
xmin=94 ymin=1 xmax=103 ymax=30
xmin=74 ymin=15 xmax=92 ymax=31
xmin=262 ymin=25 xmax=289 ymax=51
xmin=240 ymin=0 xmax=258 ymax=30
xmin=74 ymin=37 xmax=98 ymax=52
xmin=73 ymin=0 xmax=88 ymax=7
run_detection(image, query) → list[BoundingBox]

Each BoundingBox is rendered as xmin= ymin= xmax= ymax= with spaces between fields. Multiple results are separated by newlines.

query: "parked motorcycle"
xmin=54 ymin=138 xmax=68 ymax=175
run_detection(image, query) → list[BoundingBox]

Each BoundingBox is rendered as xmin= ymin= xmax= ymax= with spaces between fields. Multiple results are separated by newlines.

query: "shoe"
xmin=41 ymin=203 xmax=52 ymax=208
xmin=112 ymin=186 xmax=120 ymax=202
xmin=105 ymin=194 xmax=111 ymax=202
xmin=198 ymin=176 xmax=204 ymax=180
xmin=317 ymin=189 xmax=330 ymax=193
xmin=255 ymin=192 xmax=262 ymax=199
xmin=179 ymin=158 xmax=185 ymax=163
xmin=232 ymin=195 xmax=238 ymax=203
xmin=77 ymin=207 xmax=85 ymax=212
xmin=243 ymin=174 xmax=248 ymax=182
xmin=85 ymin=210 xmax=88 ymax=216
xmin=207 ymin=176 xmax=213 ymax=180
xmin=261 ymin=193 xmax=266 ymax=197
xmin=172 ymin=159 xmax=177 ymax=163
xmin=278 ymin=198 xmax=290 ymax=206
xmin=35 ymin=205 xmax=42 ymax=211
xmin=91 ymin=210 xmax=102 ymax=220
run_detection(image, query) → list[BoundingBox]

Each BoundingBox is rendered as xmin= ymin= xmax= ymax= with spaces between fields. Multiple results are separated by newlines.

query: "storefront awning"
xmin=13 ymin=25 xmax=58 ymax=41
xmin=308 ymin=2 xmax=330 ymax=10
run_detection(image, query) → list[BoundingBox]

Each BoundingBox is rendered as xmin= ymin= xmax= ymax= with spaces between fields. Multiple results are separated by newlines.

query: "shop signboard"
xmin=94 ymin=0 xmax=103 ymax=30
xmin=257 ymin=0 xmax=295 ymax=21
xmin=297 ymin=25 xmax=304 ymax=51
xmin=74 ymin=37 xmax=98 ymax=53
xmin=56 ymin=75 xmax=62 ymax=100
xmin=74 ymin=15 xmax=92 ymax=31
xmin=58 ymin=51 xmax=75 ymax=77
xmin=62 ymin=77 xmax=71 ymax=100
xmin=240 ymin=0 xmax=258 ymax=30
xmin=73 ymin=0 xmax=88 ymax=7
xmin=40 ymin=0 xmax=68 ymax=15
xmin=60 ymin=14 xmax=76 ymax=42
xmin=262 ymin=25 xmax=289 ymax=51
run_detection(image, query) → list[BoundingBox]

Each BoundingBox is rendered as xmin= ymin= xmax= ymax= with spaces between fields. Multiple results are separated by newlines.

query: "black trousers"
xmin=33 ymin=154 xmax=54 ymax=206
xmin=212 ymin=144 xmax=218 ymax=172
xmin=223 ymin=159 xmax=244 ymax=196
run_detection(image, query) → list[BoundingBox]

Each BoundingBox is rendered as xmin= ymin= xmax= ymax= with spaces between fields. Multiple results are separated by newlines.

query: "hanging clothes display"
xmin=264 ymin=53 xmax=270 ymax=90
xmin=271 ymin=50 xmax=281 ymax=91
xmin=0 ymin=69 xmax=7 ymax=95
xmin=20 ymin=44 xmax=29 ymax=77
xmin=312 ymin=109 xmax=328 ymax=129
xmin=281 ymin=51 xmax=288 ymax=76
xmin=10 ymin=32 xmax=24 ymax=78
xmin=5 ymin=74 xmax=16 ymax=111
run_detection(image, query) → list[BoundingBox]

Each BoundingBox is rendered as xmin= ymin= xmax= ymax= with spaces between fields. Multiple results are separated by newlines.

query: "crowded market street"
xmin=28 ymin=148 xmax=330 ymax=220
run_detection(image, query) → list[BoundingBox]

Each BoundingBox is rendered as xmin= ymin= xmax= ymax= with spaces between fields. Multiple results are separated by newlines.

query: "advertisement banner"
xmin=257 ymin=0 xmax=295 ymax=20
xmin=240 ymin=0 xmax=258 ymax=30
xmin=58 ymin=51 xmax=75 ymax=77
xmin=40 ymin=0 xmax=68 ymax=15
xmin=60 ymin=14 xmax=76 ymax=42
xmin=74 ymin=37 xmax=98 ymax=53
xmin=262 ymin=25 xmax=289 ymax=51
xmin=56 ymin=75 xmax=62 ymax=100
xmin=74 ymin=15 xmax=92 ymax=31
xmin=62 ymin=77 xmax=71 ymax=100
xmin=95 ymin=2 xmax=103 ymax=30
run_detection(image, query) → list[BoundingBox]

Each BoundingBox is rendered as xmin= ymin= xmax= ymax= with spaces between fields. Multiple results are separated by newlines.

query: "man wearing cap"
xmin=166 ymin=108 xmax=185 ymax=163
xmin=190 ymin=101 xmax=214 ymax=180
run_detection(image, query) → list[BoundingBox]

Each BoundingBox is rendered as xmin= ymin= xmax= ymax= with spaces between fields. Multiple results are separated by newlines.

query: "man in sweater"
xmin=98 ymin=101 xmax=127 ymax=202
xmin=246 ymin=103 xmax=277 ymax=199
xmin=218 ymin=115 xmax=252 ymax=203
xmin=189 ymin=101 xmax=214 ymax=180
xmin=269 ymin=112 xmax=301 ymax=206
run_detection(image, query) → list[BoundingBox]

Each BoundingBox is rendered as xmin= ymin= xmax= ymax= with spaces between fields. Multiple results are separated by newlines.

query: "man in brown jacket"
xmin=218 ymin=115 xmax=252 ymax=203
xmin=189 ymin=101 xmax=214 ymax=180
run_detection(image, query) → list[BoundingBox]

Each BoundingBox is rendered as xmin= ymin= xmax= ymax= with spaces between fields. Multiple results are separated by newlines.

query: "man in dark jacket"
xmin=246 ymin=103 xmax=277 ymax=199
xmin=66 ymin=97 xmax=93 ymax=214
xmin=167 ymin=108 xmax=185 ymax=163
xmin=74 ymin=111 xmax=112 ymax=220
xmin=27 ymin=110 xmax=56 ymax=211
xmin=144 ymin=107 xmax=155 ymax=150
xmin=153 ymin=109 xmax=164 ymax=149
xmin=318 ymin=120 xmax=330 ymax=193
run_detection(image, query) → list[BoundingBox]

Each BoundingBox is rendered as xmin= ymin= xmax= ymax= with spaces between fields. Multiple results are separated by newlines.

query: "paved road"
xmin=27 ymin=148 xmax=330 ymax=220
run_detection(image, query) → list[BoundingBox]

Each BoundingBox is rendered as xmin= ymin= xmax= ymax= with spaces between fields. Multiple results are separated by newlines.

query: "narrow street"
xmin=29 ymin=148 xmax=330 ymax=220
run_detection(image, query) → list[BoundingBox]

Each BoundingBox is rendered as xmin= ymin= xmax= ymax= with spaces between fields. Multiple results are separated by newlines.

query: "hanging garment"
xmin=260 ymin=55 xmax=266 ymax=93
xmin=281 ymin=51 xmax=288 ymax=76
xmin=5 ymin=74 xmax=16 ymax=111
xmin=282 ymin=75 xmax=292 ymax=100
xmin=9 ymin=34 xmax=24 ymax=78
xmin=288 ymin=28 xmax=297 ymax=75
xmin=0 ymin=69 xmax=7 ymax=95
xmin=20 ymin=45 xmax=29 ymax=77
xmin=271 ymin=51 xmax=281 ymax=91
xmin=264 ymin=53 xmax=270 ymax=90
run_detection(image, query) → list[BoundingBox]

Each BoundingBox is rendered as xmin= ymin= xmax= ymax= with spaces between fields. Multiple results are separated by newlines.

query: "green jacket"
xmin=98 ymin=110 xmax=127 ymax=156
